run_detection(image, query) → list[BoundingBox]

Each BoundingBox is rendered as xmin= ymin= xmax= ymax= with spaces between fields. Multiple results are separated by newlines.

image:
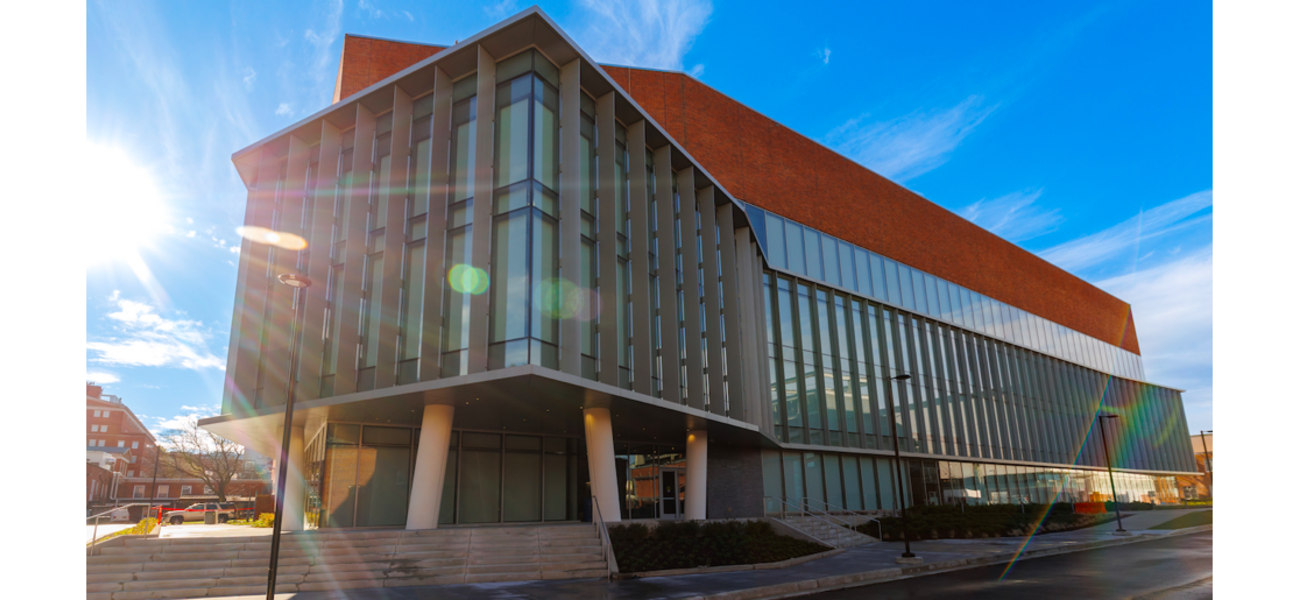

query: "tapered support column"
xmin=406 ymin=404 xmax=456 ymax=530
xmin=584 ymin=407 xmax=621 ymax=523
xmin=282 ymin=426 xmax=307 ymax=530
xmin=685 ymin=429 xmax=708 ymax=520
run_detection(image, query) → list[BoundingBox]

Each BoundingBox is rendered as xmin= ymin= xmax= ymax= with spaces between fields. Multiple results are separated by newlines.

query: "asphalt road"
xmin=801 ymin=531 xmax=1212 ymax=600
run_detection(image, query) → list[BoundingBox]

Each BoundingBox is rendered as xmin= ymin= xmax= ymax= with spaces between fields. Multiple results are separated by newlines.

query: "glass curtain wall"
xmin=442 ymin=75 xmax=478 ymax=377
xmin=753 ymin=207 xmax=1145 ymax=380
xmin=579 ymin=93 xmax=598 ymax=380
xmin=764 ymin=270 xmax=1194 ymax=474
xmin=761 ymin=448 xmax=1180 ymax=514
xmin=319 ymin=129 xmax=356 ymax=397
xmin=488 ymin=50 xmax=560 ymax=370
xmin=646 ymin=149 xmax=662 ymax=396
xmin=358 ymin=112 xmax=394 ymax=391
xmin=397 ymin=94 xmax=435 ymax=384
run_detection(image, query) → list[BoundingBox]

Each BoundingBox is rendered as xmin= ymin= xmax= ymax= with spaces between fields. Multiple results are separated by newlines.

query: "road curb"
xmin=688 ymin=525 xmax=1213 ymax=600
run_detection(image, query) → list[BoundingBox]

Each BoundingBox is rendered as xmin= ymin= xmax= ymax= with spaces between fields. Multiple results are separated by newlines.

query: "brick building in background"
xmin=86 ymin=384 xmax=271 ymax=507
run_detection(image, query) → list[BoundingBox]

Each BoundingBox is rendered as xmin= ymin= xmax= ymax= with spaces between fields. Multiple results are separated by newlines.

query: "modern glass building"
xmin=200 ymin=8 xmax=1197 ymax=532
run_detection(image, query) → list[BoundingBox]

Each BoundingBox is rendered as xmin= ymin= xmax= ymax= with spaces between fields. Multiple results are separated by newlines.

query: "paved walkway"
xmin=160 ymin=524 xmax=274 ymax=539
xmin=174 ymin=510 xmax=1210 ymax=600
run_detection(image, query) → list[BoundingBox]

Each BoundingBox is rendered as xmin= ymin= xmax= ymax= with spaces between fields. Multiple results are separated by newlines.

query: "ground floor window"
xmin=761 ymin=449 xmax=1181 ymax=513
xmin=157 ymin=485 xmax=168 ymax=498
xmin=305 ymin=423 xmax=582 ymax=528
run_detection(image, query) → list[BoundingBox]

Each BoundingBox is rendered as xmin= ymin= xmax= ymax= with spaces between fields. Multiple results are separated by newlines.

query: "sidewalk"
xmin=181 ymin=511 xmax=1211 ymax=600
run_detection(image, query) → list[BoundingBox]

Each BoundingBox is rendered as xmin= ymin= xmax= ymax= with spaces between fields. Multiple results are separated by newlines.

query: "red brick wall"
xmin=328 ymin=39 xmax=1141 ymax=354
xmin=333 ymin=35 xmax=446 ymax=103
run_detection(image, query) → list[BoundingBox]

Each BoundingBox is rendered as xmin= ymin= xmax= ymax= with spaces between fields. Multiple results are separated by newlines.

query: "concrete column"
xmin=685 ymin=429 xmax=708 ymax=520
xmin=559 ymin=59 xmax=583 ymax=377
xmin=282 ymin=425 xmax=307 ymax=531
xmin=583 ymin=407 xmax=621 ymax=523
xmin=407 ymin=404 xmax=455 ymax=530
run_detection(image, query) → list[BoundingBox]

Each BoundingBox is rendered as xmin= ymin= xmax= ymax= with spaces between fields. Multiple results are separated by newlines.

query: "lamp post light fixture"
xmin=1097 ymin=414 xmax=1128 ymax=535
xmin=887 ymin=373 xmax=920 ymax=563
xmin=266 ymin=272 xmax=311 ymax=600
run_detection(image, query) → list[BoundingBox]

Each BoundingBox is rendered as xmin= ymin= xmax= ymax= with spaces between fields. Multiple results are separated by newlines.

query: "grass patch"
xmin=89 ymin=518 xmax=157 ymax=546
xmin=857 ymin=503 xmax=1118 ymax=541
xmin=608 ymin=520 xmax=828 ymax=574
xmin=1150 ymin=510 xmax=1212 ymax=530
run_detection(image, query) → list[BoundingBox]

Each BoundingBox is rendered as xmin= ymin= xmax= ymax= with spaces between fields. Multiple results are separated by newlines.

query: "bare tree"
xmin=158 ymin=419 xmax=246 ymax=502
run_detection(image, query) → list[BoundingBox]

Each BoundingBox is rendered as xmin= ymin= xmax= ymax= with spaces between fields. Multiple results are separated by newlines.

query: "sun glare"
xmin=84 ymin=143 xmax=170 ymax=266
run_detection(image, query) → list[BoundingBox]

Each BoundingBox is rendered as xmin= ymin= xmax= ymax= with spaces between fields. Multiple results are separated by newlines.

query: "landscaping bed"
xmin=857 ymin=503 xmax=1119 ymax=540
xmin=608 ymin=520 xmax=828 ymax=574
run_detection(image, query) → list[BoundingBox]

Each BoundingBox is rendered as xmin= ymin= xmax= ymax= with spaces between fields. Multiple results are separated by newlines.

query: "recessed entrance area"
xmin=306 ymin=423 xmax=585 ymax=528
xmin=614 ymin=442 xmax=688 ymax=520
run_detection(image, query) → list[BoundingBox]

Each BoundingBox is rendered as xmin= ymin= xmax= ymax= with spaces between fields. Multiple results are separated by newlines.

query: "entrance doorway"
xmin=660 ymin=468 xmax=684 ymax=519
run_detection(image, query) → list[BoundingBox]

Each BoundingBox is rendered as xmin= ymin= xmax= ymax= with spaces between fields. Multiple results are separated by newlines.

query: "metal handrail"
xmin=763 ymin=496 xmax=845 ymax=546
xmin=591 ymin=495 xmax=613 ymax=580
xmin=87 ymin=503 xmax=158 ymax=556
xmin=816 ymin=499 xmax=884 ymax=540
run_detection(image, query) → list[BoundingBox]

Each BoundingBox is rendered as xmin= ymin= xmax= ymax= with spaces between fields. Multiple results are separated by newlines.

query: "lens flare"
xmin=236 ymin=226 xmax=308 ymax=250
xmin=448 ymin=264 xmax=489 ymax=294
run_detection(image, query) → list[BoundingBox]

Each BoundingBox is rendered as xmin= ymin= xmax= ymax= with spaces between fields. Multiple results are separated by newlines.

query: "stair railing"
xmin=763 ymin=496 xmax=845 ymax=547
xmin=591 ymin=495 xmax=614 ymax=579
xmin=816 ymin=498 xmax=883 ymax=541
xmin=86 ymin=503 xmax=154 ymax=556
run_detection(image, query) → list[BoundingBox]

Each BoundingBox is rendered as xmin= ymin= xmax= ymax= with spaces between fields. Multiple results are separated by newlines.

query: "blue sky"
xmin=85 ymin=0 xmax=1212 ymax=436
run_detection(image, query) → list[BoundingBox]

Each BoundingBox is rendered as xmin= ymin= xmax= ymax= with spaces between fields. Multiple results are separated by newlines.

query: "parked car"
xmin=162 ymin=503 xmax=235 ymax=525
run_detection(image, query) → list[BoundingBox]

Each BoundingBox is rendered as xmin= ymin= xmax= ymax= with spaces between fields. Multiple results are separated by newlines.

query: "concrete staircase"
xmin=86 ymin=524 xmax=608 ymax=599
xmin=777 ymin=515 xmax=877 ymax=549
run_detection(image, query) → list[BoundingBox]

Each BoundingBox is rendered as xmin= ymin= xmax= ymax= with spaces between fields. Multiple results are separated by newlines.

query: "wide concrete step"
xmin=89 ymin=525 xmax=607 ymax=597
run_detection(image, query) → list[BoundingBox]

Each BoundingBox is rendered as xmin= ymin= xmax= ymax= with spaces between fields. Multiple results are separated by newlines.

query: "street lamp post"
xmin=1097 ymin=414 xmax=1127 ymax=535
xmin=887 ymin=373 xmax=919 ymax=563
xmin=266 ymin=272 xmax=311 ymax=600
xmin=148 ymin=443 xmax=162 ymax=521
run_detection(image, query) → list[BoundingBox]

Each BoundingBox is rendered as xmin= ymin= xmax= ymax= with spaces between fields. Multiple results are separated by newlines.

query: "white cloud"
xmin=304 ymin=0 xmax=345 ymax=101
xmin=229 ymin=246 xmax=241 ymax=254
xmin=1038 ymin=190 xmax=1212 ymax=274
xmin=86 ymin=371 xmax=121 ymax=384
xmin=242 ymin=67 xmax=257 ymax=91
xmin=275 ymin=102 xmax=293 ymax=116
xmin=687 ymin=64 xmax=705 ymax=78
xmin=186 ymin=230 xmax=196 ymax=238
xmin=485 ymin=0 xmax=520 ymax=20
xmin=87 ymin=297 xmax=226 ymax=370
xmin=816 ymin=47 xmax=832 ymax=65
xmin=1094 ymin=247 xmax=1212 ymax=431
xmin=825 ymin=95 xmax=997 ymax=182
xmin=573 ymin=0 xmax=713 ymax=71
xmin=960 ymin=188 xmax=1062 ymax=243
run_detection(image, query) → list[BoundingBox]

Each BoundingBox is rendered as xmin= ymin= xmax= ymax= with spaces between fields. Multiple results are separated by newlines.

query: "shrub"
xmin=610 ymin=519 xmax=827 ymax=574
xmin=251 ymin=513 xmax=275 ymax=528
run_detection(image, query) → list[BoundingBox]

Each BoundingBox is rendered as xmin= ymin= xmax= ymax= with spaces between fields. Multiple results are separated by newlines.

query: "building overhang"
xmin=199 ymin=365 xmax=773 ymax=458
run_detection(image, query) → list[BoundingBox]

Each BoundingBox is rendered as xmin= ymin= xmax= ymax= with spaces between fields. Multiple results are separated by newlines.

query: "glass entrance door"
xmin=660 ymin=468 xmax=684 ymax=518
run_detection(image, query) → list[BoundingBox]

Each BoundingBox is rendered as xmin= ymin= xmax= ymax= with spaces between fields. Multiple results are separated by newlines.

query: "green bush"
xmin=610 ymin=519 xmax=827 ymax=574
xmin=860 ymin=503 xmax=1117 ymax=541
xmin=251 ymin=513 xmax=275 ymax=528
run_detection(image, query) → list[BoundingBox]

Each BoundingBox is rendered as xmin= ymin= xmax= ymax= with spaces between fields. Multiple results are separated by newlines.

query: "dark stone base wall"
xmin=706 ymin=442 xmax=764 ymax=519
